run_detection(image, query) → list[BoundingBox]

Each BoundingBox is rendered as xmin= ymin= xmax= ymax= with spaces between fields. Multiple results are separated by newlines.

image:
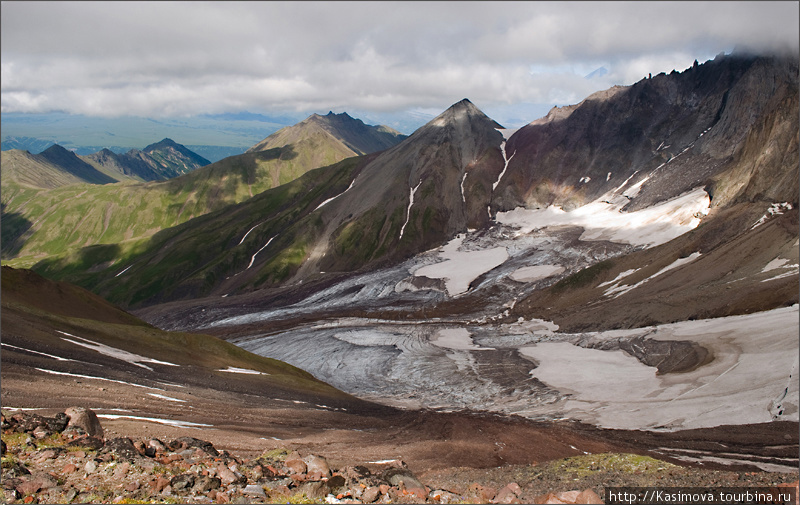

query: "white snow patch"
xmin=496 ymin=187 xmax=710 ymax=249
xmin=509 ymin=264 xmax=565 ymax=283
xmin=315 ymin=179 xmax=356 ymax=212
xmin=606 ymin=172 xmax=612 ymax=181
xmin=621 ymin=174 xmax=651 ymax=199
xmin=218 ymin=366 xmax=270 ymax=375
xmin=598 ymin=269 xmax=640 ymax=288
xmin=752 ymin=203 xmax=793 ymax=229
xmin=605 ymin=253 xmax=701 ymax=298
xmin=238 ymin=222 xmax=263 ymax=245
xmin=97 ymin=414 xmax=211 ymax=428
xmin=34 ymin=368 xmax=164 ymax=390
xmin=147 ymin=393 xmax=186 ymax=403
xmin=57 ymin=331 xmax=179 ymax=371
xmin=246 ymin=235 xmax=277 ymax=270
xmin=115 ymin=265 xmax=132 ymax=277
xmin=431 ymin=328 xmax=495 ymax=351
xmin=521 ymin=305 xmax=799 ymax=431
xmin=414 ymin=235 xmax=509 ymax=295
xmin=399 ymin=180 xmax=422 ymax=241
xmin=460 ymin=172 xmax=468 ymax=203
xmin=761 ymin=268 xmax=799 ymax=283
xmin=1 ymin=342 xmax=76 ymax=361
xmin=763 ymin=258 xmax=791 ymax=273
xmin=579 ymin=176 xmax=591 ymax=184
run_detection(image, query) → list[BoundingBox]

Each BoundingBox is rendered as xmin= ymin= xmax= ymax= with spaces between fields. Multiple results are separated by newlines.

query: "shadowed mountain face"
xmin=494 ymin=54 xmax=799 ymax=213
xmin=31 ymin=145 xmax=119 ymax=185
xmin=83 ymin=138 xmax=212 ymax=182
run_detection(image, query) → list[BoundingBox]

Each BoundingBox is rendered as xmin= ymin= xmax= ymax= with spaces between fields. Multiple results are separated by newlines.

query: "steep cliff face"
xmin=493 ymin=54 xmax=798 ymax=214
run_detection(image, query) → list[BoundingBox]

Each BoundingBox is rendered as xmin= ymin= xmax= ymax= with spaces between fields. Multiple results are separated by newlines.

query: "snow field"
xmin=496 ymin=186 xmax=711 ymax=248
xmin=413 ymin=234 xmax=509 ymax=295
xmin=521 ymin=305 xmax=799 ymax=431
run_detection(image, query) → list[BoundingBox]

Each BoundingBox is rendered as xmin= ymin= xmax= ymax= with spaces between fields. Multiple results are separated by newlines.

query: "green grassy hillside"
xmin=1 ymin=141 xmax=346 ymax=268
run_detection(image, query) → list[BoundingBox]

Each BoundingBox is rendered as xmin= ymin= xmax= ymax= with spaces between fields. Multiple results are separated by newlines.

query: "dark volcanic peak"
xmin=143 ymin=137 xmax=180 ymax=150
xmin=38 ymin=144 xmax=118 ymax=185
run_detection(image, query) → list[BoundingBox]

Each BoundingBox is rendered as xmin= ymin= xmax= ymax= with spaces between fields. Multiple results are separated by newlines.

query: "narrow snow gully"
xmin=492 ymin=128 xmax=518 ymax=192
xmin=246 ymin=235 xmax=277 ymax=270
xmin=314 ymin=179 xmax=356 ymax=212
xmin=399 ymin=180 xmax=422 ymax=241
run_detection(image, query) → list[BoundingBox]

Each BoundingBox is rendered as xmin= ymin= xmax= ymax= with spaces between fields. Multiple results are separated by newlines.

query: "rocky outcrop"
xmin=493 ymin=53 xmax=798 ymax=213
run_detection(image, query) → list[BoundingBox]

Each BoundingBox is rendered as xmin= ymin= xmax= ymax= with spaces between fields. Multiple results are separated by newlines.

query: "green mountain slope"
xmin=1 ymin=145 xmax=124 ymax=189
xmin=31 ymin=99 xmax=506 ymax=307
xmin=1 ymin=113 xmax=405 ymax=269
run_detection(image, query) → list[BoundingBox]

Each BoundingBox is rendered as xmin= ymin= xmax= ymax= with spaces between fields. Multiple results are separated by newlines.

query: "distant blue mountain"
xmin=585 ymin=66 xmax=609 ymax=80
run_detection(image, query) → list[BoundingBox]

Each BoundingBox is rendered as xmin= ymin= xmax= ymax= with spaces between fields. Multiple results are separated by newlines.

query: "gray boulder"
xmin=64 ymin=407 xmax=103 ymax=439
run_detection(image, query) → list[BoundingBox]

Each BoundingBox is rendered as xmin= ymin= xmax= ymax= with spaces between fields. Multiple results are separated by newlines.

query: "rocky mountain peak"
xmin=427 ymin=98 xmax=503 ymax=130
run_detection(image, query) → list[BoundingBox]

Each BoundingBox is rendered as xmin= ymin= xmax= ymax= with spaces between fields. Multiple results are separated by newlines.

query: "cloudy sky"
xmin=2 ymin=1 xmax=798 ymax=128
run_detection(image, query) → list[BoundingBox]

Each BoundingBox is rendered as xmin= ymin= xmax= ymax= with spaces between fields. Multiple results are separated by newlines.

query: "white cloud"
xmin=1 ymin=1 xmax=797 ymax=120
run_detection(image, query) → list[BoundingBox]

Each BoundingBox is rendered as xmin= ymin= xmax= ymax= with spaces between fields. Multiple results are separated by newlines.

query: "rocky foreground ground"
xmin=3 ymin=408 xmax=798 ymax=505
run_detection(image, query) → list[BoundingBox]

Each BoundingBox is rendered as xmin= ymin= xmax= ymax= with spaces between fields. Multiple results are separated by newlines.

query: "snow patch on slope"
xmin=752 ymin=203 xmax=793 ymax=229
xmin=413 ymin=234 xmax=508 ymax=295
xmin=603 ymin=252 xmax=702 ymax=298
xmin=246 ymin=235 xmax=277 ymax=270
xmin=315 ymin=179 xmax=356 ymax=212
xmin=57 ymin=331 xmax=178 ymax=370
xmin=497 ymin=187 xmax=710 ymax=248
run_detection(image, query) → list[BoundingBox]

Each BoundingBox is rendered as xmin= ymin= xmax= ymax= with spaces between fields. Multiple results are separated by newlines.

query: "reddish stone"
xmin=285 ymin=457 xmax=307 ymax=475
xmin=554 ymin=491 xmax=581 ymax=503
xmin=124 ymin=482 xmax=140 ymax=492
xmin=495 ymin=484 xmax=522 ymax=503
xmin=23 ymin=496 xmax=35 ymax=504
xmin=379 ymin=484 xmax=390 ymax=495
xmin=72 ymin=450 xmax=86 ymax=459
xmin=406 ymin=487 xmax=428 ymax=500
xmin=153 ymin=476 xmax=171 ymax=493
xmin=469 ymin=483 xmax=497 ymax=502
xmin=215 ymin=492 xmax=229 ymax=504
xmin=362 ymin=487 xmax=380 ymax=503
xmin=16 ymin=481 xmax=42 ymax=496
xmin=535 ymin=492 xmax=568 ymax=504
xmin=576 ymin=489 xmax=603 ymax=504
xmin=62 ymin=463 xmax=78 ymax=474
